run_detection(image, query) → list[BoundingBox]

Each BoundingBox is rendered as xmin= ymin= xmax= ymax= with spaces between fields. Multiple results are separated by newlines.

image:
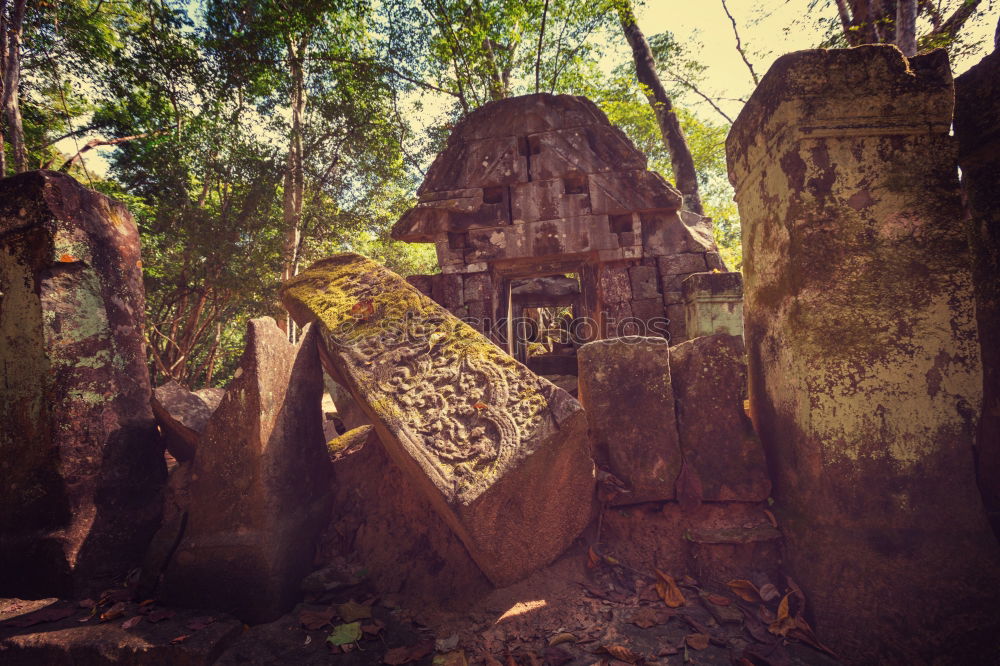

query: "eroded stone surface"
xmin=280 ymin=253 xmax=595 ymax=586
xmin=682 ymin=272 xmax=743 ymax=339
xmin=320 ymin=426 xmax=491 ymax=604
xmin=392 ymin=93 xmax=727 ymax=346
xmin=955 ymin=49 xmax=1000 ymax=538
xmin=151 ymin=380 xmax=215 ymax=461
xmin=728 ymin=46 xmax=1000 ymax=662
xmin=161 ymin=319 xmax=333 ymax=623
xmin=668 ymin=334 xmax=768 ymax=502
xmin=577 ymin=337 xmax=681 ymax=504
xmin=0 ymin=170 xmax=165 ymax=598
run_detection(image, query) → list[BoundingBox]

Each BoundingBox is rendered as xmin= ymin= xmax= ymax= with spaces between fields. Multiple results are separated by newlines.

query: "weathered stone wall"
xmin=955 ymin=48 xmax=1000 ymax=537
xmin=0 ymin=171 xmax=165 ymax=597
xmin=728 ymin=46 xmax=1000 ymax=662
xmin=395 ymin=94 xmax=730 ymax=347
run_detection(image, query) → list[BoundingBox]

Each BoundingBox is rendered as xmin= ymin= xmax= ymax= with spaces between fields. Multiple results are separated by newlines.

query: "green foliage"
xmin=13 ymin=0 xmax=756 ymax=388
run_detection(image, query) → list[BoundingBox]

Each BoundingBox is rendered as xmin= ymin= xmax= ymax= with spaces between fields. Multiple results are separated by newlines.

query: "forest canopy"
xmin=1 ymin=0 xmax=995 ymax=388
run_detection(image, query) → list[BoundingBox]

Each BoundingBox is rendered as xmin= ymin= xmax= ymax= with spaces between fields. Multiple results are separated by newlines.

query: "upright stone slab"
xmin=577 ymin=337 xmax=681 ymax=504
xmin=682 ymin=272 xmax=743 ymax=338
xmin=280 ymin=253 xmax=594 ymax=587
xmin=727 ymin=46 xmax=1000 ymax=662
xmin=955 ymin=49 xmax=1000 ymax=537
xmin=668 ymin=334 xmax=769 ymax=501
xmin=0 ymin=170 xmax=165 ymax=597
xmin=161 ymin=319 xmax=333 ymax=623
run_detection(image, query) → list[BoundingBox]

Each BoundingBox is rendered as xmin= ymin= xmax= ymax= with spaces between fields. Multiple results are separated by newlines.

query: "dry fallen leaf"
xmin=337 ymin=600 xmax=373 ymax=623
xmin=99 ymin=602 xmax=126 ymax=623
xmin=121 ymin=616 xmax=142 ymax=630
xmin=548 ymin=632 xmax=576 ymax=646
xmin=654 ymin=569 xmax=686 ymax=608
xmin=383 ymin=639 xmax=435 ymax=665
xmin=433 ymin=650 xmax=468 ymax=666
xmin=587 ymin=546 xmax=600 ymax=569
xmin=628 ymin=607 xmax=672 ymax=629
xmin=597 ymin=644 xmax=641 ymax=663
xmin=145 ymin=609 xmax=175 ymax=624
xmin=299 ymin=607 xmax=335 ymax=631
xmin=482 ymin=652 xmax=503 ymax=666
xmin=170 ymin=635 xmax=190 ymax=645
xmin=58 ymin=254 xmax=78 ymax=263
xmin=705 ymin=594 xmax=732 ymax=607
xmin=727 ymin=579 xmax=763 ymax=604
xmin=768 ymin=594 xmax=795 ymax=637
xmin=685 ymin=634 xmax=710 ymax=650
xmin=541 ymin=647 xmax=573 ymax=666
xmin=759 ymin=583 xmax=780 ymax=602
xmin=764 ymin=509 xmax=778 ymax=528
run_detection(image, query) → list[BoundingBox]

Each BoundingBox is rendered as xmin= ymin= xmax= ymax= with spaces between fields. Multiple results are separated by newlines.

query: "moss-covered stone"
xmin=280 ymin=252 xmax=595 ymax=587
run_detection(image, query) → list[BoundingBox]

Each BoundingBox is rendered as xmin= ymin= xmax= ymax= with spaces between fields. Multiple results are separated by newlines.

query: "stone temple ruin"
xmin=2 ymin=44 xmax=1000 ymax=666
xmin=394 ymin=94 xmax=738 ymax=372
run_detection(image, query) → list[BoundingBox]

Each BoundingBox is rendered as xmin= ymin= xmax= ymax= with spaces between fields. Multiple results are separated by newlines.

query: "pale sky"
xmin=637 ymin=0 xmax=998 ymax=120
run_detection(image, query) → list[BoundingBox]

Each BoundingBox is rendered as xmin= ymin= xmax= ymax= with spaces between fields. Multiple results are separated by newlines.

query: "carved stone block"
xmin=588 ymin=170 xmax=682 ymax=215
xmin=280 ymin=253 xmax=595 ymax=586
xmin=578 ymin=337 xmax=682 ymax=504
xmin=529 ymin=126 xmax=646 ymax=180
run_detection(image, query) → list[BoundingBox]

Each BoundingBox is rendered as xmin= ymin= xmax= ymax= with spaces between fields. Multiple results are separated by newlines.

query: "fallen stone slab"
xmin=151 ymin=380 xmax=217 ymax=461
xmin=160 ymin=318 xmax=333 ymax=623
xmin=668 ymin=334 xmax=769 ymax=502
xmin=280 ymin=253 xmax=595 ymax=587
xmin=0 ymin=170 xmax=165 ymax=599
xmin=0 ymin=598 xmax=242 ymax=666
xmin=577 ymin=336 xmax=682 ymax=504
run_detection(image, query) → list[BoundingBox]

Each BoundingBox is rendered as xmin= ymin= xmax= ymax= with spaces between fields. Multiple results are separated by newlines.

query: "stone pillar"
xmin=727 ymin=46 xmax=1000 ymax=662
xmin=0 ymin=171 xmax=165 ymax=597
xmin=955 ymin=49 xmax=1000 ymax=537
xmin=681 ymin=272 xmax=743 ymax=338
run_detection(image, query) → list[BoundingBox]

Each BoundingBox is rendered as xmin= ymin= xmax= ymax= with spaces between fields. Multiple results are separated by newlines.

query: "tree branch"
xmin=58 ymin=129 xmax=168 ymax=172
xmin=720 ymin=0 xmax=759 ymax=84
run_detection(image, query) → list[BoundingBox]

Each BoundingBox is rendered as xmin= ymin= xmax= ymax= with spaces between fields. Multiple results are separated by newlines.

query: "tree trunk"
xmin=1 ymin=0 xmax=27 ymax=174
xmin=896 ymin=0 xmax=917 ymax=56
xmin=281 ymin=33 xmax=309 ymax=336
xmin=617 ymin=0 xmax=703 ymax=215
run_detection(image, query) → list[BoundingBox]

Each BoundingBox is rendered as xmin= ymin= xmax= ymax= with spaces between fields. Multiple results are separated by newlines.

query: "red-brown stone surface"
xmin=669 ymin=334 xmax=769 ymax=502
xmin=0 ymin=170 xmax=165 ymax=598
xmin=151 ymin=380 xmax=217 ymax=462
xmin=281 ymin=254 xmax=595 ymax=587
xmin=161 ymin=319 xmax=333 ymax=623
xmin=577 ymin=336 xmax=681 ymax=504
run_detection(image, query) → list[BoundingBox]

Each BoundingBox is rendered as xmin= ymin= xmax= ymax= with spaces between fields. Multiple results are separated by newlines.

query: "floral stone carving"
xmin=280 ymin=253 xmax=595 ymax=586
